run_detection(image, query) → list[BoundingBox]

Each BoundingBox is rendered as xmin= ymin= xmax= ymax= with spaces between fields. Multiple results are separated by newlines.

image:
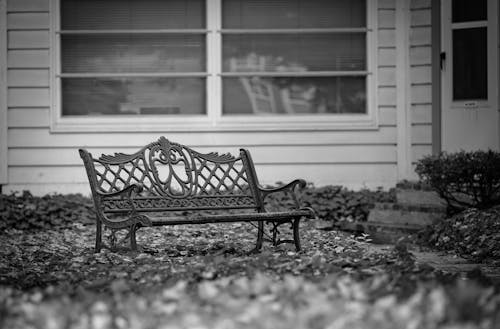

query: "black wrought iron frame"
xmin=79 ymin=136 xmax=316 ymax=253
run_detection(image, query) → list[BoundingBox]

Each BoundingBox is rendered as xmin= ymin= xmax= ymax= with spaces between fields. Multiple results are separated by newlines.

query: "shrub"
xmin=0 ymin=191 xmax=94 ymax=231
xmin=415 ymin=150 xmax=500 ymax=213
xmin=1 ymin=185 xmax=395 ymax=231
xmin=264 ymin=184 xmax=395 ymax=223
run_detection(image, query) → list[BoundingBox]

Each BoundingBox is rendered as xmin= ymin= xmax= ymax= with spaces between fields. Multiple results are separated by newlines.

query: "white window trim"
xmin=50 ymin=0 xmax=378 ymax=133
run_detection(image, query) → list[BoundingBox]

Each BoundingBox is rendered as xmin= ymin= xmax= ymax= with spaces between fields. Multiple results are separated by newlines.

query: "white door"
xmin=441 ymin=0 xmax=499 ymax=152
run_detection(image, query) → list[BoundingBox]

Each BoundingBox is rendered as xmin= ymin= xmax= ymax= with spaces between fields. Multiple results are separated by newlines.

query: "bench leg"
xmin=254 ymin=221 xmax=264 ymax=252
xmin=293 ymin=218 xmax=301 ymax=251
xmin=95 ymin=222 xmax=102 ymax=253
xmin=130 ymin=225 xmax=138 ymax=251
xmin=272 ymin=223 xmax=279 ymax=246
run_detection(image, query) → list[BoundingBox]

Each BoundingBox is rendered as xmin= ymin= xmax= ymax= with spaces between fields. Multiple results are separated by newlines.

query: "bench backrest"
xmin=79 ymin=137 xmax=262 ymax=212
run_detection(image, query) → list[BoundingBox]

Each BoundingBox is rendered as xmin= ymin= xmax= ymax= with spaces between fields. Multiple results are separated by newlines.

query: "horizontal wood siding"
xmin=7 ymin=163 xmax=398 ymax=195
xmin=8 ymin=31 xmax=49 ymax=49
xmin=409 ymin=0 xmax=432 ymax=174
xmin=7 ymin=13 xmax=49 ymax=29
xmin=4 ymin=0 xmax=401 ymax=194
xmin=378 ymin=0 xmax=397 ymax=134
xmin=8 ymin=88 xmax=50 ymax=107
xmin=8 ymin=145 xmax=397 ymax=166
xmin=7 ymin=50 xmax=49 ymax=67
xmin=8 ymin=128 xmax=398 ymax=147
xmin=7 ymin=0 xmax=49 ymax=12
xmin=8 ymin=69 xmax=49 ymax=87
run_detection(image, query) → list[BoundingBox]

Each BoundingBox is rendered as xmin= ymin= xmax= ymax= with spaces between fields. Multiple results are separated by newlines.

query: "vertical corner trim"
xmin=0 ymin=0 xmax=8 ymax=184
xmin=395 ymin=0 xmax=412 ymax=180
xmin=431 ymin=0 xmax=442 ymax=155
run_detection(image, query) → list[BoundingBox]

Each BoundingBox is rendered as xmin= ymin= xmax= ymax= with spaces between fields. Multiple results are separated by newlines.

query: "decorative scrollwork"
xmin=99 ymin=151 xmax=142 ymax=164
xmin=148 ymin=137 xmax=193 ymax=198
xmin=91 ymin=136 xmax=253 ymax=202
xmin=103 ymin=195 xmax=257 ymax=212
xmin=193 ymin=150 xmax=237 ymax=163
xmin=265 ymin=220 xmax=295 ymax=246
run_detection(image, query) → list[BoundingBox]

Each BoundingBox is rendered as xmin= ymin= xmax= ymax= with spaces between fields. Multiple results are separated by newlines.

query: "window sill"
xmin=50 ymin=114 xmax=379 ymax=133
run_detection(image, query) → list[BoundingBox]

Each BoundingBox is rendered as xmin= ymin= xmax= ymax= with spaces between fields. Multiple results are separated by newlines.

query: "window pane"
xmin=62 ymin=34 xmax=205 ymax=73
xmin=62 ymin=78 xmax=205 ymax=116
xmin=223 ymin=77 xmax=365 ymax=115
xmin=453 ymin=28 xmax=487 ymax=100
xmin=452 ymin=0 xmax=487 ymax=23
xmin=61 ymin=0 xmax=205 ymax=29
xmin=223 ymin=34 xmax=365 ymax=72
xmin=223 ymin=0 xmax=365 ymax=28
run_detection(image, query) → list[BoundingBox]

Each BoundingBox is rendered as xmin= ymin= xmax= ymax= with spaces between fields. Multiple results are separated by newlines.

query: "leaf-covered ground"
xmin=418 ymin=206 xmax=500 ymax=263
xmin=1 ymin=220 xmax=499 ymax=329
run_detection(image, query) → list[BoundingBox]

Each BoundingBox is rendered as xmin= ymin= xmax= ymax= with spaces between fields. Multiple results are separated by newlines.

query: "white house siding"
xmin=409 ymin=0 xmax=433 ymax=178
xmin=4 ymin=0 xmax=407 ymax=195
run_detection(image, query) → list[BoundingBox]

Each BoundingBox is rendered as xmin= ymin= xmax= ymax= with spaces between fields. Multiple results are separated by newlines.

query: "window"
xmin=222 ymin=0 xmax=367 ymax=115
xmin=451 ymin=0 xmax=488 ymax=100
xmin=58 ymin=0 xmax=206 ymax=117
xmin=53 ymin=0 xmax=375 ymax=131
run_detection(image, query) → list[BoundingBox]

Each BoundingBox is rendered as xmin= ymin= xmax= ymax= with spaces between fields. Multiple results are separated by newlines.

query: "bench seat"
xmin=147 ymin=210 xmax=312 ymax=226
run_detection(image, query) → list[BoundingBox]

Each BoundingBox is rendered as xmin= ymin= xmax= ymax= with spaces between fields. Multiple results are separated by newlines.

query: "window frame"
xmin=50 ymin=0 xmax=378 ymax=132
xmin=450 ymin=16 xmax=489 ymax=105
xmin=442 ymin=0 xmax=498 ymax=110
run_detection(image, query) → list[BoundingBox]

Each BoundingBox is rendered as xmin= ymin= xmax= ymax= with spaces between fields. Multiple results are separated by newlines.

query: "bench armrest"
xmin=93 ymin=183 xmax=151 ymax=229
xmin=258 ymin=179 xmax=306 ymax=197
xmin=95 ymin=183 xmax=144 ymax=199
xmin=257 ymin=179 xmax=307 ymax=210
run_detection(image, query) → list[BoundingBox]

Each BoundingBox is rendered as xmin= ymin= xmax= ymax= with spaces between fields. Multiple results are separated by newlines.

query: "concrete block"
xmin=368 ymin=204 xmax=445 ymax=226
xmin=396 ymin=188 xmax=446 ymax=208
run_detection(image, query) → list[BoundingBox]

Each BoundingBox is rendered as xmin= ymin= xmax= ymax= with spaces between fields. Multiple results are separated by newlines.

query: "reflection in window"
xmin=61 ymin=0 xmax=205 ymax=29
xmin=223 ymin=77 xmax=365 ymax=115
xmin=62 ymin=78 xmax=205 ymax=116
xmin=62 ymin=35 xmax=205 ymax=73
xmin=223 ymin=0 xmax=365 ymax=29
xmin=58 ymin=0 xmax=370 ymax=120
xmin=221 ymin=0 xmax=367 ymax=116
xmin=59 ymin=0 xmax=206 ymax=116
xmin=223 ymin=34 xmax=366 ymax=72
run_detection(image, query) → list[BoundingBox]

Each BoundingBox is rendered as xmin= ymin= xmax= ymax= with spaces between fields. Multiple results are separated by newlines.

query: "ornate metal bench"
xmin=79 ymin=137 xmax=315 ymax=253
